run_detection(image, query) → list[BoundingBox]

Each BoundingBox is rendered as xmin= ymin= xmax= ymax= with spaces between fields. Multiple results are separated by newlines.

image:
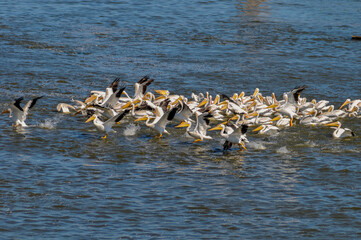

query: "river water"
xmin=1 ymin=0 xmax=360 ymax=239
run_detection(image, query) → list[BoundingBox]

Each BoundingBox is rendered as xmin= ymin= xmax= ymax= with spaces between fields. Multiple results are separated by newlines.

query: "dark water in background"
xmin=1 ymin=0 xmax=360 ymax=239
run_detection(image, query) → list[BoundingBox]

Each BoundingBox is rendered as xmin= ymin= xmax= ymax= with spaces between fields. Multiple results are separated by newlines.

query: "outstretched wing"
xmin=109 ymin=78 xmax=120 ymax=93
xmin=13 ymin=97 xmax=24 ymax=112
xmin=291 ymin=85 xmax=307 ymax=103
xmin=23 ymin=96 xmax=43 ymax=113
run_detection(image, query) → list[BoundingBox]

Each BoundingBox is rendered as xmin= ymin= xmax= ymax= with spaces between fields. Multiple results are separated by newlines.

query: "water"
xmin=1 ymin=0 xmax=360 ymax=238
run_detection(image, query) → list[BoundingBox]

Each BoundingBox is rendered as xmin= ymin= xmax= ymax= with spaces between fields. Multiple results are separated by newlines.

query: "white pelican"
xmin=134 ymin=107 xmax=177 ymax=138
xmin=325 ymin=121 xmax=355 ymax=138
xmin=175 ymin=111 xmax=213 ymax=143
xmin=85 ymin=109 xmax=130 ymax=139
xmin=2 ymin=96 xmax=43 ymax=127
xmin=85 ymin=77 xmax=121 ymax=104
xmin=252 ymin=124 xmax=279 ymax=135
xmin=267 ymin=86 xmax=306 ymax=127
xmin=209 ymin=122 xmax=248 ymax=152
xmin=271 ymin=115 xmax=291 ymax=127
xmin=339 ymin=99 xmax=361 ymax=112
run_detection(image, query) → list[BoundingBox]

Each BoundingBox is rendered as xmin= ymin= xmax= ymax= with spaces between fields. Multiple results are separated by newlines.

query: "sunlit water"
xmin=1 ymin=0 xmax=360 ymax=239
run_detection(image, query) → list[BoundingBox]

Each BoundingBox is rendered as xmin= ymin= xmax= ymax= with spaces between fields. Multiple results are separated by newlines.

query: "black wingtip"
xmin=241 ymin=124 xmax=248 ymax=134
xmin=109 ymin=77 xmax=121 ymax=92
xmin=137 ymin=75 xmax=150 ymax=84
xmin=116 ymin=86 xmax=126 ymax=98
xmin=14 ymin=97 xmax=24 ymax=111
xmin=115 ymin=109 xmax=130 ymax=123
xmin=167 ymin=107 xmax=178 ymax=121
xmin=29 ymin=96 xmax=43 ymax=109
xmin=221 ymin=94 xmax=230 ymax=101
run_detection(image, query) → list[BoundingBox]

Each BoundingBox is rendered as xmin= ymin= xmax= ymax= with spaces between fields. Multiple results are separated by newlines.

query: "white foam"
xmin=248 ymin=141 xmax=266 ymax=150
xmin=38 ymin=117 xmax=62 ymax=129
xmin=276 ymin=146 xmax=290 ymax=154
xmin=123 ymin=123 xmax=140 ymax=136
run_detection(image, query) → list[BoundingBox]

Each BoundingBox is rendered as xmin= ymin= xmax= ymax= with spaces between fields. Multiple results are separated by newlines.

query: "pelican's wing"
xmin=137 ymin=75 xmax=150 ymax=84
xmin=13 ymin=97 xmax=24 ymax=112
xmin=109 ymin=77 xmax=120 ymax=93
xmin=57 ymin=103 xmax=76 ymax=113
xmin=159 ymin=98 xmax=171 ymax=113
xmin=23 ymin=96 xmax=43 ymax=113
xmin=155 ymin=107 xmax=177 ymax=128
xmin=232 ymin=124 xmax=248 ymax=135
xmin=288 ymin=85 xmax=307 ymax=104
xmin=104 ymin=110 xmax=129 ymax=128
xmin=198 ymin=113 xmax=212 ymax=135
xmin=167 ymin=107 xmax=178 ymax=121
xmin=142 ymin=78 xmax=154 ymax=94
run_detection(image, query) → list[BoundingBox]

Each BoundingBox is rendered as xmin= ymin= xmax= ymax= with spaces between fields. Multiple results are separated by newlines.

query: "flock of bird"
xmin=2 ymin=76 xmax=359 ymax=152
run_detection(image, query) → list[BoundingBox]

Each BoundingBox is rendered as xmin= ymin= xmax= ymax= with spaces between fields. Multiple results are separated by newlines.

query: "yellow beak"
xmin=271 ymin=115 xmax=281 ymax=121
xmin=252 ymin=125 xmax=264 ymax=132
xmin=197 ymin=98 xmax=208 ymax=108
xmin=339 ymin=99 xmax=351 ymax=109
xmin=325 ymin=122 xmax=340 ymax=127
xmin=209 ymin=124 xmax=224 ymax=131
xmin=85 ymin=115 xmax=96 ymax=123
xmin=84 ymin=95 xmax=97 ymax=104
xmin=155 ymin=90 xmax=169 ymax=96
xmin=175 ymin=121 xmax=190 ymax=128
xmin=267 ymin=103 xmax=278 ymax=109
xmin=252 ymin=88 xmax=259 ymax=97
xmin=134 ymin=116 xmax=148 ymax=122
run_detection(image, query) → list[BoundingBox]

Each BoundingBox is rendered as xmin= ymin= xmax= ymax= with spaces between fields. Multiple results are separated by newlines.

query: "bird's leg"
xmin=290 ymin=117 xmax=293 ymax=127
xmin=102 ymin=134 xmax=108 ymax=139
xmin=154 ymin=134 xmax=162 ymax=138
xmin=238 ymin=144 xmax=244 ymax=152
xmin=193 ymin=139 xmax=203 ymax=143
xmin=240 ymin=142 xmax=247 ymax=151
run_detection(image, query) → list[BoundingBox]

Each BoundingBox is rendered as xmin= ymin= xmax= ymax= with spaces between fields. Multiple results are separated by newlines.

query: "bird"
xmin=175 ymin=111 xmax=213 ymax=143
xmin=85 ymin=109 xmax=130 ymax=139
xmin=325 ymin=121 xmax=355 ymax=138
xmin=252 ymin=124 xmax=280 ymax=135
xmin=134 ymin=106 xmax=177 ymax=138
xmin=2 ymin=96 xmax=43 ymax=127
xmin=209 ymin=122 xmax=248 ymax=152
xmin=268 ymin=86 xmax=307 ymax=126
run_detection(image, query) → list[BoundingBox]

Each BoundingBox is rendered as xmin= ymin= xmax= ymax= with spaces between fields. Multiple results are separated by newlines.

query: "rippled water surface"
xmin=1 ymin=0 xmax=360 ymax=239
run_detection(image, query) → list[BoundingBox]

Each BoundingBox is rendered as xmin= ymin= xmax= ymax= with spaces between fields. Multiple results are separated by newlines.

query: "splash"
xmin=123 ymin=123 xmax=140 ymax=136
xmin=38 ymin=117 xmax=61 ymax=129
xmin=247 ymin=141 xmax=266 ymax=150
xmin=276 ymin=146 xmax=290 ymax=154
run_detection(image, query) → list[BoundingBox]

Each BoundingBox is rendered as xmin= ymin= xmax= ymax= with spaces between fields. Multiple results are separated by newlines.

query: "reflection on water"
xmin=236 ymin=0 xmax=269 ymax=17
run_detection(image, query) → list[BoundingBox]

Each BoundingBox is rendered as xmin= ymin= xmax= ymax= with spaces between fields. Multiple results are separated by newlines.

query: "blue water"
xmin=1 ymin=0 xmax=360 ymax=239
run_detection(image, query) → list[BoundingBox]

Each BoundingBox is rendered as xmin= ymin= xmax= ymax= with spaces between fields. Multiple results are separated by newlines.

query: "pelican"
xmin=175 ymin=111 xmax=213 ymax=143
xmin=339 ymin=99 xmax=361 ymax=112
xmin=325 ymin=121 xmax=355 ymax=138
xmin=210 ymin=122 xmax=248 ymax=152
xmin=85 ymin=77 xmax=121 ymax=104
xmin=252 ymin=124 xmax=279 ymax=135
xmin=267 ymin=86 xmax=306 ymax=126
xmin=271 ymin=115 xmax=291 ymax=127
xmin=2 ymin=96 xmax=43 ymax=127
xmin=134 ymin=107 xmax=177 ymax=138
xmin=85 ymin=109 xmax=130 ymax=139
